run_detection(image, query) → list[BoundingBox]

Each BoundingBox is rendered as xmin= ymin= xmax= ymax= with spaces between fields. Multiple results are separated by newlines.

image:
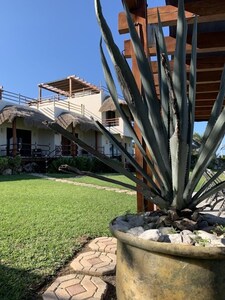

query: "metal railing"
xmin=102 ymin=118 xmax=120 ymax=127
xmin=0 ymin=143 xmax=51 ymax=157
xmin=0 ymin=88 xmax=128 ymax=136
xmin=1 ymin=90 xmax=36 ymax=105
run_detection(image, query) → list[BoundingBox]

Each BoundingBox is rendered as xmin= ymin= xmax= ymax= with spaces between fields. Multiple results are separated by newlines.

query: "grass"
xmin=0 ymin=174 xmax=136 ymax=300
xmin=47 ymin=172 xmax=208 ymax=192
xmin=48 ymin=172 xmax=136 ymax=189
xmin=0 ymin=171 xmax=220 ymax=299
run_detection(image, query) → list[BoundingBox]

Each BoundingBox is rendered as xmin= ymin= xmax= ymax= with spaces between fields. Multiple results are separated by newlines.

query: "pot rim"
xmin=109 ymin=217 xmax=225 ymax=260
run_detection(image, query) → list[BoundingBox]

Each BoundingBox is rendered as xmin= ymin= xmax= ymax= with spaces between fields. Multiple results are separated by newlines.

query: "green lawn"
xmin=0 ymin=174 xmax=136 ymax=300
xmin=48 ymin=172 xmax=136 ymax=189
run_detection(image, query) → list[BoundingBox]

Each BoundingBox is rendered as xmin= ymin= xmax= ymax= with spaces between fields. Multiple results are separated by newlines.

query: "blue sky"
xmin=0 ymin=0 xmax=214 ymax=137
xmin=0 ymin=0 xmax=164 ymax=97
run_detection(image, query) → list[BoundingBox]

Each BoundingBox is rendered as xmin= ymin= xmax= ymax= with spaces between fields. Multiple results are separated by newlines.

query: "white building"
xmin=0 ymin=75 xmax=133 ymax=161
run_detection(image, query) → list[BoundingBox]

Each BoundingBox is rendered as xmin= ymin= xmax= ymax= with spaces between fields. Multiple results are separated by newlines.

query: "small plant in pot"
xmin=47 ymin=0 xmax=225 ymax=299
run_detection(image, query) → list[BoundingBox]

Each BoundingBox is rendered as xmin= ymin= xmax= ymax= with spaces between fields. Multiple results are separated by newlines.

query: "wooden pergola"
xmin=119 ymin=0 xmax=225 ymax=211
xmin=38 ymin=75 xmax=100 ymax=99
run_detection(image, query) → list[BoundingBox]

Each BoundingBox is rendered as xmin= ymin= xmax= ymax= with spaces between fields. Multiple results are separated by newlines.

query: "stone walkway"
xmin=32 ymin=173 xmax=122 ymax=299
xmin=42 ymin=237 xmax=117 ymax=300
xmin=31 ymin=173 xmax=135 ymax=195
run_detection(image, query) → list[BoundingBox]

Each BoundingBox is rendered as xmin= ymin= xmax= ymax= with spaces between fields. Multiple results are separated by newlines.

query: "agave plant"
xmin=48 ymin=0 xmax=225 ymax=216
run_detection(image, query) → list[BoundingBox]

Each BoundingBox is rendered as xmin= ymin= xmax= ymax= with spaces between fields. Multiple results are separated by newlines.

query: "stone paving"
xmin=31 ymin=173 xmax=135 ymax=195
xmin=42 ymin=237 xmax=117 ymax=300
xmin=89 ymin=237 xmax=117 ymax=254
xmin=70 ymin=251 xmax=116 ymax=276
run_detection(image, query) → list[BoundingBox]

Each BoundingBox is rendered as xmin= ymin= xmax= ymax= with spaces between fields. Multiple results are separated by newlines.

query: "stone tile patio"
xmin=70 ymin=251 xmax=116 ymax=276
xmin=42 ymin=237 xmax=117 ymax=300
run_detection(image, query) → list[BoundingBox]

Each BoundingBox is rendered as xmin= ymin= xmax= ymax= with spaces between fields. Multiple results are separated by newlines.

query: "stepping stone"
xmin=70 ymin=251 xmax=116 ymax=276
xmin=42 ymin=273 xmax=107 ymax=300
xmin=88 ymin=237 xmax=117 ymax=254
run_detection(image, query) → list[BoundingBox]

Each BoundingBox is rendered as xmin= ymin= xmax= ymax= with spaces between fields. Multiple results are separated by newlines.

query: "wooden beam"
xmin=192 ymin=70 xmax=223 ymax=83
xmin=196 ymin=100 xmax=225 ymax=106
xmin=196 ymin=83 xmax=221 ymax=93
xmin=151 ymin=56 xmax=225 ymax=74
xmin=118 ymin=0 xmax=225 ymax=33
xmin=195 ymin=92 xmax=220 ymax=100
xmin=119 ymin=5 xmax=194 ymax=33
xmin=124 ymin=32 xmax=225 ymax=57
xmin=152 ymin=70 xmax=222 ymax=86
xmin=122 ymin=0 xmax=140 ymax=11
xmin=194 ymin=105 xmax=225 ymax=121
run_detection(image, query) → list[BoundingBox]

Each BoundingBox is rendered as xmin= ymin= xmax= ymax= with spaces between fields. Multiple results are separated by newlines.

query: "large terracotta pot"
xmin=110 ymin=219 xmax=225 ymax=300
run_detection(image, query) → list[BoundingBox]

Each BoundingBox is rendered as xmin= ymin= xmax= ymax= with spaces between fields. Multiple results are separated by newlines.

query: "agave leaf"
xmin=100 ymin=39 xmax=166 ymax=191
xmin=155 ymin=8 xmax=172 ymax=139
xmin=48 ymin=123 xmax=168 ymax=208
xmin=193 ymin=165 xmax=225 ymax=202
xmin=122 ymin=0 xmax=170 ymax=171
xmin=46 ymin=122 xmax=135 ymax=183
xmin=94 ymin=120 xmax=161 ymax=194
xmin=169 ymin=0 xmax=190 ymax=208
xmin=184 ymin=66 xmax=225 ymax=201
xmin=47 ymin=122 xmax=171 ymax=207
xmin=170 ymin=130 xmax=189 ymax=210
xmin=121 ymin=0 xmax=158 ymax=102
xmin=59 ymin=164 xmax=137 ymax=191
xmin=184 ymin=107 xmax=225 ymax=201
xmin=172 ymin=0 xmax=188 ymax=134
xmin=190 ymin=181 xmax=225 ymax=209
xmin=95 ymin=0 xmax=172 ymax=194
xmin=155 ymin=38 xmax=170 ymax=139
xmin=185 ymin=16 xmax=197 ymax=186
xmin=199 ymin=65 xmax=225 ymax=152
xmin=95 ymin=0 xmax=142 ymax=109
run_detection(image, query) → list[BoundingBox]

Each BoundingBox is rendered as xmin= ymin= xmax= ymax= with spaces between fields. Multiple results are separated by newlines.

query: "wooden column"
xmin=69 ymin=77 xmax=73 ymax=97
xmin=0 ymin=86 xmax=3 ymax=100
xmin=95 ymin=131 xmax=98 ymax=151
xmin=12 ymin=118 xmax=17 ymax=157
xmin=71 ymin=125 xmax=76 ymax=157
xmin=38 ymin=86 xmax=42 ymax=101
xmin=123 ymin=0 xmax=154 ymax=212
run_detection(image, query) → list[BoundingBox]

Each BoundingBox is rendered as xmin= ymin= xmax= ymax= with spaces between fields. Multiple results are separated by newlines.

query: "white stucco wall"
xmin=67 ymin=91 xmax=103 ymax=119
xmin=0 ymin=117 xmax=56 ymax=156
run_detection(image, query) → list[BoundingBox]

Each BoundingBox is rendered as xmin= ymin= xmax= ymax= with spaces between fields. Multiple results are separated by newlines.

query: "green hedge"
xmin=48 ymin=156 xmax=116 ymax=174
xmin=0 ymin=156 xmax=22 ymax=174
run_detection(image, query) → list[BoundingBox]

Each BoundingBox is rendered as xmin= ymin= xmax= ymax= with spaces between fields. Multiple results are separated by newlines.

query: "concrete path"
xmin=42 ymin=237 xmax=117 ymax=300
xmin=31 ymin=173 xmax=135 ymax=195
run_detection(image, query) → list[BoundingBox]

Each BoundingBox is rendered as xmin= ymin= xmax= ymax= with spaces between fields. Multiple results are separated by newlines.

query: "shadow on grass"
xmin=0 ymin=172 xmax=124 ymax=182
xmin=0 ymin=173 xmax=80 ymax=182
xmin=0 ymin=264 xmax=43 ymax=300
xmin=0 ymin=174 xmax=42 ymax=182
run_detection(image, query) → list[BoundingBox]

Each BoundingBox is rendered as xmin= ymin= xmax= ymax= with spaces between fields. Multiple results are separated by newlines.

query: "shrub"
xmin=7 ymin=156 xmax=22 ymax=174
xmin=0 ymin=157 xmax=8 ymax=174
xmin=48 ymin=156 xmax=117 ymax=174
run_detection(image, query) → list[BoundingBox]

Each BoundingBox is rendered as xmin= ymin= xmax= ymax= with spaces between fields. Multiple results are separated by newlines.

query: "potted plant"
xmin=47 ymin=0 xmax=225 ymax=299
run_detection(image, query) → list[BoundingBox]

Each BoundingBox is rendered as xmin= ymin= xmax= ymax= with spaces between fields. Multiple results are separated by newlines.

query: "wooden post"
xmin=69 ymin=77 xmax=73 ymax=97
xmin=12 ymin=118 xmax=17 ymax=157
xmin=38 ymin=85 xmax=42 ymax=101
xmin=0 ymin=86 xmax=3 ymax=100
xmin=71 ymin=125 xmax=76 ymax=157
xmin=123 ymin=0 xmax=154 ymax=212
xmin=95 ymin=131 xmax=98 ymax=151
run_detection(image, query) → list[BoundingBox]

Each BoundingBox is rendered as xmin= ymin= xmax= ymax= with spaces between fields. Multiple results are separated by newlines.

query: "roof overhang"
xmin=38 ymin=75 xmax=100 ymax=97
xmin=0 ymin=105 xmax=51 ymax=128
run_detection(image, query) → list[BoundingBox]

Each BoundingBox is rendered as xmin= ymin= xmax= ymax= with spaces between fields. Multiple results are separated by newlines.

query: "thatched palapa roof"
xmin=0 ymin=105 xmax=51 ymax=128
xmin=55 ymin=112 xmax=99 ymax=131
xmin=99 ymin=96 xmax=127 ymax=113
